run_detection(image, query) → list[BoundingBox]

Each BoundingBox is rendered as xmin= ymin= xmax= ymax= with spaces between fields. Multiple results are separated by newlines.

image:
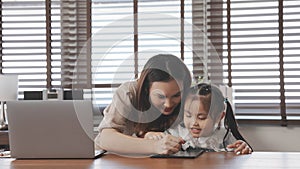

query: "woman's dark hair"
xmin=190 ymin=83 xmax=253 ymax=151
xmin=132 ymin=54 xmax=191 ymax=137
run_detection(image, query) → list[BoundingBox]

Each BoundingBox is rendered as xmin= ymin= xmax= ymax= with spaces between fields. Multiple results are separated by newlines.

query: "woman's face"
xmin=149 ymin=79 xmax=183 ymax=115
xmin=183 ymin=96 xmax=215 ymax=138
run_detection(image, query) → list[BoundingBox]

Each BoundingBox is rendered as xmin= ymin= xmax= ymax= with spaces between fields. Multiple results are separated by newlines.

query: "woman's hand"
xmin=153 ymin=134 xmax=185 ymax=155
xmin=144 ymin=131 xmax=185 ymax=154
xmin=227 ymin=140 xmax=252 ymax=155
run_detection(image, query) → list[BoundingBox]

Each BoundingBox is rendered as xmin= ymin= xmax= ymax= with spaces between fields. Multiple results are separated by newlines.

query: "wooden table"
xmin=0 ymin=151 xmax=299 ymax=169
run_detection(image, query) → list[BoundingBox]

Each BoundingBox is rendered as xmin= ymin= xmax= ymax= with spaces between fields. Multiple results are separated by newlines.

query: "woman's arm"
xmin=95 ymin=128 xmax=183 ymax=155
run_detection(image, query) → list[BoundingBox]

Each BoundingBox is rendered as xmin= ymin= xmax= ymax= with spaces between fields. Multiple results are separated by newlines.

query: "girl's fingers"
xmin=241 ymin=145 xmax=252 ymax=154
xmin=144 ymin=132 xmax=166 ymax=140
xmin=227 ymin=143 xmax=236 ymax=148
xmin=234 ymin=142 xmax=252 ymax=155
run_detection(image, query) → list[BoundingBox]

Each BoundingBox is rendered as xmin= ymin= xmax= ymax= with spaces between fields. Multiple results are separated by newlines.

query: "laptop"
xmin=151 ymin=148 xmax=205 ymax=158
xmin=6 ymin=100 xmax=106 ymax=159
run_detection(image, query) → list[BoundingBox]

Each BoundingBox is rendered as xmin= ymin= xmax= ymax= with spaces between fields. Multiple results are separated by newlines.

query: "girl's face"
xmin=149 ymin=79 xmax=183 ymax=115
xmin=183 ymin=96 xmax=216 ymax=138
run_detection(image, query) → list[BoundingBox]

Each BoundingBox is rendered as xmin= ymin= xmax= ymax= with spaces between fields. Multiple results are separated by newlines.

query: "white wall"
xmin=239 ymin=124 xmax=300 ymax=152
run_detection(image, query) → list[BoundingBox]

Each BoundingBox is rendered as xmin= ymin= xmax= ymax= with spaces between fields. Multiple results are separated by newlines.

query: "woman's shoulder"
xmin=114 ymin=80 xmax=137 ymax=97
xmin=110 ymin=80 xmax=138 ymax=110
xmin=117 ymin=80 xmax=137 ymax=92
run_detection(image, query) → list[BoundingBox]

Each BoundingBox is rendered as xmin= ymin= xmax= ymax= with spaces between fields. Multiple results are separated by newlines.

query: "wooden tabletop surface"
xmin=0 ymin=151 xmax=299 ymax=169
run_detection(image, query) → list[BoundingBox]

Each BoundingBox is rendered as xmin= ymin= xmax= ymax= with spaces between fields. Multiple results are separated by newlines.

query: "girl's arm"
xmin=95 ymin=128 xmax=183 ymax=155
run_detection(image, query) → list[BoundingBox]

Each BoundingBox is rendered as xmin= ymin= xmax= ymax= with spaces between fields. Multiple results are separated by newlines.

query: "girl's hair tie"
xmin=224 ymin=98 xmax=228 ymax=103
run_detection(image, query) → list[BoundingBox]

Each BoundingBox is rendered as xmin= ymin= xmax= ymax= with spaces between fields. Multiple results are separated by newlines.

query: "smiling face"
xmin=149 ymin=79 xmax=183 ymax=116
xmin=183 ymin=95 xmax=216 ymax=138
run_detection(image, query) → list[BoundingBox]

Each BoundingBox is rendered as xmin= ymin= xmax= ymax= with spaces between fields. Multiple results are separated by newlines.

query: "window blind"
xmin=61 ymin=0 xmax=91 ymax=89
xmin=91 ymin=0 xmax=202 ymax=106
xmin=224 ymin=0 xmax=282 ymax=120
xmin=283 ymin=0 xmax=300 ymax=120
xmin=222 ymin=0 xmax=300 ymax=123
xmin=0 ymin=0 xmax=61 ymax=98
xmin=193 ymin=0 xmax=223 ymax=85
xmin=1 ymin=0 xmax=298 ymax=125
xmin=91 ymin=0 xmax=134 ymax=106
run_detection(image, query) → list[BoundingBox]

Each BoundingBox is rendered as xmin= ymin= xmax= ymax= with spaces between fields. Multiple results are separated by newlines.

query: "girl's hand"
xmin=144 ymin=132 xmax=166 ymax=140
xmin=153 ymin=134 xmax=185 ymax=154
xmin=227 ymin=140 xmax=252 ymax=155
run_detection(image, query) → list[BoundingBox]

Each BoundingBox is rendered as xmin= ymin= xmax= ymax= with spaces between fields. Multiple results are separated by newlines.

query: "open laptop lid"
xmin=7 ymin=100 xmax=104 ymax=159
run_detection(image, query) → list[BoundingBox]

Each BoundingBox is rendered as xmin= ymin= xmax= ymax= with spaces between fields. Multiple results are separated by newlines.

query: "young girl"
xmin=94 ymin=54 xmax=191 ymax=155
xmin=145 ymin=83 xmax=253 ymax=155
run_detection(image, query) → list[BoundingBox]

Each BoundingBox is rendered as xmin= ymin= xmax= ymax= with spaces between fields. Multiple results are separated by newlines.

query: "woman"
xmin=94 ymin=54 xmax=191 ymax=155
